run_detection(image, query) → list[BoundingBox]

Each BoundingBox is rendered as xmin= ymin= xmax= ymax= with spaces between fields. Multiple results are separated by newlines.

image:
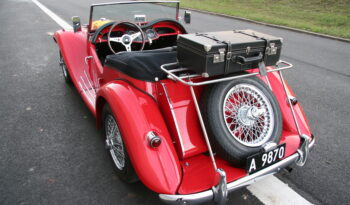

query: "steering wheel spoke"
xmin=109 ymin=37 xmax=122 ymax=43
xmin=130 ymin=32 xmax=141 ymax=41
xmin=125 ymin=45 xmax=131 ymax=52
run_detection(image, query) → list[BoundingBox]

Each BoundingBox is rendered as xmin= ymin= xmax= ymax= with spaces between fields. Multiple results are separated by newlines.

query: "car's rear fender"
xmin=96 ymin=80 xmax=182 ymax=194
xmin=262 ymin=69 xmax=312 ymax=137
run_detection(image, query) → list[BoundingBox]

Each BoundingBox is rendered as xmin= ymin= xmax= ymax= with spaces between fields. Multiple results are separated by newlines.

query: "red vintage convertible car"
xmin=54 ymin=1 xmax=315 ymax=204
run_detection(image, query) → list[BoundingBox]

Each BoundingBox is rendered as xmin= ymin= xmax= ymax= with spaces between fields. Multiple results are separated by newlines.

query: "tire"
xmin=103 ymin=104 xmax=138 ymax=183
xmin=201 ymin=76 xmax=282 ymax=166
xmin=59 ymin=52 xmax=72 ymax=84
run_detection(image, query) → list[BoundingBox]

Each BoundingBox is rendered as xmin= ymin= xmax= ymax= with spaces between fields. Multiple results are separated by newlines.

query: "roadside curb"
xmin=182 ymin=7 xmax=350 ymax=43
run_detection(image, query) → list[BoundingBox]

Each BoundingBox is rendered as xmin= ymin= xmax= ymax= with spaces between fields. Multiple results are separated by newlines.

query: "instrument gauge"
xmin=146 ymin=29 xmax=157 ymax=39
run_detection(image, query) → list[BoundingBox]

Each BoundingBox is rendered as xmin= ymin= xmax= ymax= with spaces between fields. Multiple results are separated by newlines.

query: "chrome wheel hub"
xmin=105 ymin=114 xmax=125 ymax=170
xmin=223 ymin=83 xmax=274 ymax=147
xmin=237 ymin=105 xmax=266 ymax=126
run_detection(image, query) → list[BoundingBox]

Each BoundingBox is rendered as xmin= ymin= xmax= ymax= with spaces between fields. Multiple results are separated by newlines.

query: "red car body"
xmin=54 ymin=1 xmax=315 ymax=204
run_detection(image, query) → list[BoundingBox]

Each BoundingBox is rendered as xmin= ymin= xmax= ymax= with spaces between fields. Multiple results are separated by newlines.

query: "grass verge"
xmin=180 ymin=0 xmax=350 ymax=39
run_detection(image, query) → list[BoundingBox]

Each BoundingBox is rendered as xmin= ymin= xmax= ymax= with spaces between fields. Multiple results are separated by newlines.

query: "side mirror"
xmin=184 ymin=11 xmax=191 ymax=24
xmin=72 ymin=16 xmax=81 ymax=32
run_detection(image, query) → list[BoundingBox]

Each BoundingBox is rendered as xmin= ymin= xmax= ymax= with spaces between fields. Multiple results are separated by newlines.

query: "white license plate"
xmin=246 ymin=143 xmax=286 ymax=174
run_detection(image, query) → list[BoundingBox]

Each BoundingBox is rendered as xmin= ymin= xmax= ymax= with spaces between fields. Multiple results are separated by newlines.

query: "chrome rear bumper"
xmin=159 ymin=136 xmax=315 ymax=205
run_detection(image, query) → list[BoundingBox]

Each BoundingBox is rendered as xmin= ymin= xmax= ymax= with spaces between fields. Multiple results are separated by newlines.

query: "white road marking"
xmin=31 ymin=0 xmax=72 ymax=30
xmin=247 ymin=175 xmax=313 ymax=205
xmin=31 ymin=1 xmax=313 ymax=204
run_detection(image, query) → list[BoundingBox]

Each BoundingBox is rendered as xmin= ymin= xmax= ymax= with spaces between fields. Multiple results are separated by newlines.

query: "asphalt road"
xmin=1 ymin=0 xmax=349 ymax=205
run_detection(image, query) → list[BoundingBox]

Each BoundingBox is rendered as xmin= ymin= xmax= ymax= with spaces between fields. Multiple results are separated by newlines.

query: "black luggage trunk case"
xmin=177 ymin=29 xmax=283 ymax=77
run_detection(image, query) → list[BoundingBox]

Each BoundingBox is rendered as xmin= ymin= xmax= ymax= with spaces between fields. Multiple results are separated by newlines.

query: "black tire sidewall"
xmin=59 ymin=52 xmax=72 ymax=84
xmin=202 ymin=76 xmax=282 ymax=165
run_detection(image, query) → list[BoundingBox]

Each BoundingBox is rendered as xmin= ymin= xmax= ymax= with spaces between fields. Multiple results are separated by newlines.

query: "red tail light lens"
xmin=147 ymin=131 xmax=162 ymax=148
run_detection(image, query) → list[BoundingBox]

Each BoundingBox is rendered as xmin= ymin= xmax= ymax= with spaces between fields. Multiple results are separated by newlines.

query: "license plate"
xmin=246 ymin=143 xmax=286 ymax=174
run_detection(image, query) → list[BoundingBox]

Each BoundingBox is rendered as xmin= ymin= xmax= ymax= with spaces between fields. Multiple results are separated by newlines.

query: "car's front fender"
xmin=96 ymin=80 xmax=182 ymax=194
xmin=53 ymin=30 xmax=89 ymax=92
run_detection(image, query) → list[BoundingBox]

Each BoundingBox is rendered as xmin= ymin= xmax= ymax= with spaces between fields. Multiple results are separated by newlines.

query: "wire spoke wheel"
xmin=201 ymin=76 xmax=282 ymax=165
xmin=223 ymin=84 xmax=274 ymax=147
xmin=102 ymin=105 xmax=138 ymax=183
xmin=105 ymin=114 xmax=125 ymax=170
xmin=59 ymin=56 xmax=68 ymax=78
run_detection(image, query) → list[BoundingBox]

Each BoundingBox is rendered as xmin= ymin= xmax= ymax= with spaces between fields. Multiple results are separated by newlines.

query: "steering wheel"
xmin=107 ymin=22 xmax=146 ymax=53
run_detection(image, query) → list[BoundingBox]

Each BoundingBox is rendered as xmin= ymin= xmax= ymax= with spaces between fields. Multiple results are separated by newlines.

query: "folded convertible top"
xmin=105 ymin=47 xmax=177 ymax=82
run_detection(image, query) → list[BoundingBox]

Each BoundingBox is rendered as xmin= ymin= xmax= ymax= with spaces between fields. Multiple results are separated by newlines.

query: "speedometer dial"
xmin=146 ymin=29 xmax=157 ymax=39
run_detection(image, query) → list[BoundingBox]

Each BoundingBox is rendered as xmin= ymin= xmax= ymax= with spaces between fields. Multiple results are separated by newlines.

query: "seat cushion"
xmin=104 ymin=47 xmax=177 ymax=82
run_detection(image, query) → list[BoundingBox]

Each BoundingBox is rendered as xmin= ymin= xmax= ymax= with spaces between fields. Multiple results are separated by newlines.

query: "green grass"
xmin=180 ymin=0 xmax=350 ymax=39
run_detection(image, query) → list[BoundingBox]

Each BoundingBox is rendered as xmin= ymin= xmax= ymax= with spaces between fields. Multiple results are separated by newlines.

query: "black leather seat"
xmin=104 ymin=47 xmax=177 ymax=82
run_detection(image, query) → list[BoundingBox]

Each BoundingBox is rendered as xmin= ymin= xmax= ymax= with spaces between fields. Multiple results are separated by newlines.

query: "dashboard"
xmin=101 ymin=28 xmax=163 ymax=42
xmin=94 ymin=20 xmax=186 ymax=44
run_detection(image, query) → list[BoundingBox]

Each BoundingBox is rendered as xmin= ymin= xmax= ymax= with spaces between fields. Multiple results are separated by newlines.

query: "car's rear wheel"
xmin=59 ymin=52 xmax=72 ymax=84
xmin=201 ymin=76 xmax=282 ymax=166
xmin=103 ymin=104 xmax=138 ymax=183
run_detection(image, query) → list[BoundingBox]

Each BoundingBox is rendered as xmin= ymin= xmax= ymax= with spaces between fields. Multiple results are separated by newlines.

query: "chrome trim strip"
xmin=160 ymin=82 xmax=185 ymax=157
xmin=159 ymin=137 xmax=315 ymax=205
xmin=78 ymin=82 xmax=93 ymax=105
xmin=80 ymin=75 xmax=95 ymax=103
xmin=84 ymin=70 xmax=96 ymax=94
xmin=80 ymin=76 xmax=94 ymax=99
xmin=160 ymin=61 xmax=293 ymax=86
xmin=92 ymin=1 xmax=180 ymax=7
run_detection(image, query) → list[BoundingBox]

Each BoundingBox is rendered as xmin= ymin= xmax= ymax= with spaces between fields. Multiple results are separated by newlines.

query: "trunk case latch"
xmin=214 ymin=48 xmax=226 ymax=63
xmin=267 ymin=43 xmax=277 ymax=55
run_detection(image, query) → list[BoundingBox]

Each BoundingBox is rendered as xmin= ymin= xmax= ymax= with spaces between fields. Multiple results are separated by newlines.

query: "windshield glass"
xmin=90 ymin=1 xmax=179 ymax=31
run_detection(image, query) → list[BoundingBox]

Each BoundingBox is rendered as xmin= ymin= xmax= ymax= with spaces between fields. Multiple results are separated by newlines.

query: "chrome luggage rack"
xmin=160 ymin=60 xmax=293 ymax=86
xmin=159 ymin=61 xmax=311 ymax=205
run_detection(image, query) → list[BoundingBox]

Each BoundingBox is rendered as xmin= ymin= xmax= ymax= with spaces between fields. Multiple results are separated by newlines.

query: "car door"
xmin=87 ymin=43 xmax=104 ymax=92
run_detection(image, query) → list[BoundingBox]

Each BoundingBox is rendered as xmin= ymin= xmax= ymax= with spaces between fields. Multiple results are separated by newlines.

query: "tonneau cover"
xmin=105 ymin=47 xmax=177 ymax=82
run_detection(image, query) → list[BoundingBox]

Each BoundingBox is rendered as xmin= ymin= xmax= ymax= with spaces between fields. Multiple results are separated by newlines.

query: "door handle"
xmin=85 ymin=56 xmax=93 ymax=64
